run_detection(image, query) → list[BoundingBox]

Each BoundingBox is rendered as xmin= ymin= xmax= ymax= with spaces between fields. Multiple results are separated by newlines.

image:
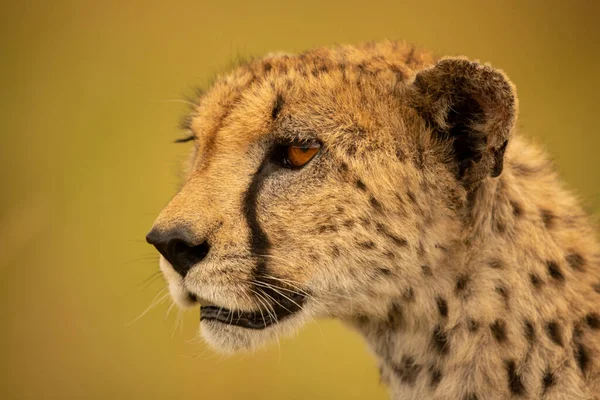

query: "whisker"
xmin=165 ymin=301 xmax=177 ymax=320
xmin=263 ymin=274 xmax=356 ymax=302
xmin=126 ymin=286 xmax=169 ymax=326
xmin=172 ymin=308 xmax=184 ymax=338
xmin=250 ymin=281 xmax=304 ymax=311
xmin=250 ymin=290 xmax=274 ymax=328
xmin=251 ymin=289 xmax=279 ymax=325
xmin=139 ymin=271 xmax=164 ymax=289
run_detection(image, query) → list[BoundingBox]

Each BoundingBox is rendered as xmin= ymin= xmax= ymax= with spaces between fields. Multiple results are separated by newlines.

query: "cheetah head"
xmin=146 ymin=42 xmax=516 ymax=353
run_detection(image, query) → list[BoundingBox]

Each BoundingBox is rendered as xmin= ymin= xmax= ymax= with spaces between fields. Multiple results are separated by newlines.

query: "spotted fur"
xmin=149 ymin=41 xmax=600 ymax=399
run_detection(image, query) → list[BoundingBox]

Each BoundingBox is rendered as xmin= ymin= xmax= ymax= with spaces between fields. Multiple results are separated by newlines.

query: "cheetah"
xmin=146 ymin=41 xmax=600 ymax=399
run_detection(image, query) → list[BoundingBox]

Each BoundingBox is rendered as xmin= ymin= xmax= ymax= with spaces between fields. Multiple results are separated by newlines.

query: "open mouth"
xmin=200 ymin=291 xmax=306 ymax=330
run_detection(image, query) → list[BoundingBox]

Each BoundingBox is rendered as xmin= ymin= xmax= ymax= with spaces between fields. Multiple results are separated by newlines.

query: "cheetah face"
xmin=146 ymin=43 xmax=515 ymax=353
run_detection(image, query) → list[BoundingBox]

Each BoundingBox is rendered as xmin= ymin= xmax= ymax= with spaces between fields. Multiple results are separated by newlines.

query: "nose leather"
xmin=146 ymin=229 xmax=210 ymax=278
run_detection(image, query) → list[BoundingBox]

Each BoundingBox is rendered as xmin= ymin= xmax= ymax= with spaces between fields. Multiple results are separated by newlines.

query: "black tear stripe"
xmin=242 ymin=155 xmax=307 ymax=314
xmin=243 ymin=157 xmax=273 ymax=278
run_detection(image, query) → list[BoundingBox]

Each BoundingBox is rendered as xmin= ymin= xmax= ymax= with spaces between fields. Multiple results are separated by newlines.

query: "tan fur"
xmin=149 ymin=41 xmax=600 ymax=399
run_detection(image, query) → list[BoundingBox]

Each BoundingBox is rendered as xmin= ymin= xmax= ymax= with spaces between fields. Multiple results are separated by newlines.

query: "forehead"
xmin=188 ymin=41 xmax=435 ymax=151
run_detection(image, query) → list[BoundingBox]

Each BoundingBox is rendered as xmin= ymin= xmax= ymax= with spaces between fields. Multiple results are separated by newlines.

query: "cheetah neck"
xmin=349 ymin=137 xmax=600 ymax=399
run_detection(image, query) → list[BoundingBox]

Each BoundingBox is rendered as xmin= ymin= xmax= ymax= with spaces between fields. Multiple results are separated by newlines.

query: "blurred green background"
xmin=1 ymin=1 xmax=598 ymax=399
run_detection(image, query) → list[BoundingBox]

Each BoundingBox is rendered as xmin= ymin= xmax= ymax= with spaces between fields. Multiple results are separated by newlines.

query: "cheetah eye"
xmin=273 ymin=141 xmax=321 ymax=169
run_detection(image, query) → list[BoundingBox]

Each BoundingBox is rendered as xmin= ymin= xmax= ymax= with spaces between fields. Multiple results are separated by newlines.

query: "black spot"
xmin=455 ymin=274 xmax=470 ymax=293
xmin=359 ymin=216 xmax=372 ymax=227
xmin=489 ymin=259 xmax=503 ymax=269
xmin=494 ymin=218 xmax=507 ymax=234
xmin=396 ymin=148 xmax=406 ymax=161
xmin=356 ymin=179 xmax=367 ymax=191
xmin=428 ymin=365 xmax=442 ymax=388
xmin=407 ymin=190 xmax=417 ymax=204
xmin=345 ymin=142 xmax=358 ymax=157
xmin=541 ymin=209 xmax=555 ymax=228
xmin=343 ymin=219 xmax=355 ymax=229
xmin=339 ymin=162 xmax=349 ymax=173
xmin=317 ymin=64 xmax=329 ymax=74
xmin=586 ymin=313 xmax=600 ymax=329
xmin=386 ymin=302 xmax=404 ymax=328
xmin=271 ymin=93 xmax=284 ymax=120
xmin=594 ymin=282 xmax=600 ymax=294
xmin=358 ymin=240 xmax=376 ymax=249
xmin=436 ymin=297 xmax=448 ymax=318
xmin=432 ymin=325 xmax=449 ymax=355
xmin=524 ymin=320 xmax=536 ymax=343
xmin=546 ymin=261 xmax=565 ymax=281
xmin=467 ymin=318 xmax=480 ymax=333
xmin=545 ymin=321 xmax=563 ymax=347
xmin=511 ymin=200 xmax=523 ymax=217
xmin=378 ymin=267 xmax=393 ymax=276
xmin=331 ymin=245 xmax=341 ymax=257
xmin=495 ymin=285 xmax=510 ymax=306
xmin=317 ymin=224 xmax=337 ymax=234
xmin=529 ymin=273 xmax=543 ymax=288
xmin=403 ymin=287 xmax=415 ymax=302
xmin=376 ymin=223 xmax=409 ymax=247
xmin=504 ymin=359 xmax=526 ymax=396
xmin=393 ymin=356 xmax=422 ymax=385
xmin=566 ymin=253 xmax=586 ymax=271
xmin=574 ymin=342 xmax=590 ymax=373
xmin=490 ymin=320 xmax=508 ymax=343
xmin=421 ymin=264 xmax=433 ymax=276
xmin=370 ymin=196 xmax=384 ymax=213
xmin=464 ymin=394 xmax=479 ymax=400
xmin=542 ymin=368 xmax=555 ymax=393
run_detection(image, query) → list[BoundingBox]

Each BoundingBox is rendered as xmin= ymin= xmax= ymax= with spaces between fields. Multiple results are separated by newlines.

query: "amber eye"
xmin=282 ymin=142 xmax=321 ymax=168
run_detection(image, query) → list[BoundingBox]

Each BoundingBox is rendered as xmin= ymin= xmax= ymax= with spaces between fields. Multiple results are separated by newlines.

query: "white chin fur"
xmin=200 ymin=312 xmax=309 ymax=354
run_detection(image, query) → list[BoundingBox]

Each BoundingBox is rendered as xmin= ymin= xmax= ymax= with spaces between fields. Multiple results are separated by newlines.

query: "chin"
xmin=157 ymin=257 xmax=315 ymax=353
xmin=199 ymin=309 xmax=311 ymax=354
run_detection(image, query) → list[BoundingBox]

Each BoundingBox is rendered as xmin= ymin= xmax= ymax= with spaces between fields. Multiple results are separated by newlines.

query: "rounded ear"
xmin=410 ymin=58 xmax=517 ymax=188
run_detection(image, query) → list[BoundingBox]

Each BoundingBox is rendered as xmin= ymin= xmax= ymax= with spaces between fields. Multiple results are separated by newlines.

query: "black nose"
xmin=145 ymin=229 xmax=210 ymax=278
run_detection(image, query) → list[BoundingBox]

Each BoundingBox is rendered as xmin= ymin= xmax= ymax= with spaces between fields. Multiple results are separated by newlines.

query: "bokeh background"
xmin=1 ymin=1 xmax=599 ymax=399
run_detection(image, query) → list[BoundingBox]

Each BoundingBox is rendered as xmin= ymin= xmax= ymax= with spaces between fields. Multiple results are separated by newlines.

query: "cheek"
xmin=269 ymin=197 xmax=359 ymax=272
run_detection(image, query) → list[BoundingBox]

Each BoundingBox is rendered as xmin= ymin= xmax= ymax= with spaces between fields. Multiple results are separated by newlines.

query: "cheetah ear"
xmin=410 ymin=58 xmax=517 ymax=187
